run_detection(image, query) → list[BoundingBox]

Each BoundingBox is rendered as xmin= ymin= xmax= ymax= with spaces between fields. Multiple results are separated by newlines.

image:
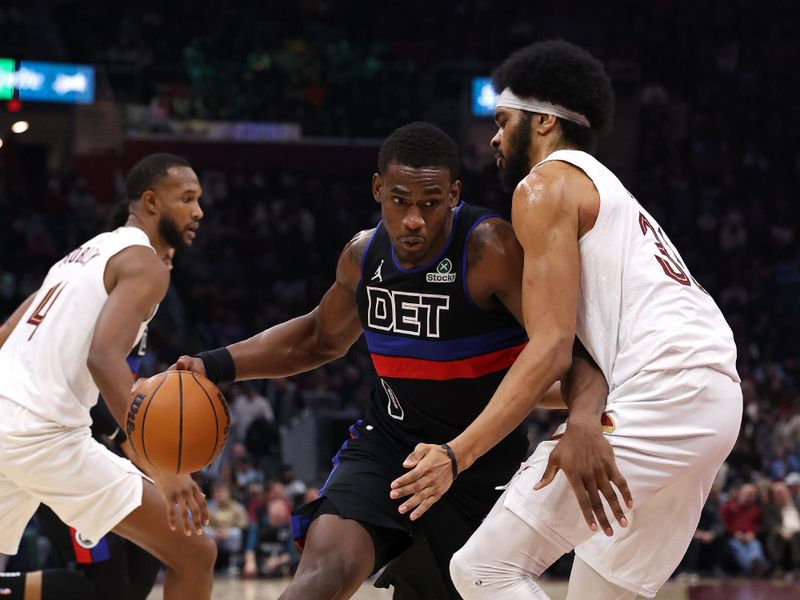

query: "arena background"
xmin=1 ymin=1 xmax=798 ymax=598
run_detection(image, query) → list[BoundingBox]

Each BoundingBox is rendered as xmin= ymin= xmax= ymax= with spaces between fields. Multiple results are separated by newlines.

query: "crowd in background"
xmin=1 ymin=0 xmax=799 ymax=583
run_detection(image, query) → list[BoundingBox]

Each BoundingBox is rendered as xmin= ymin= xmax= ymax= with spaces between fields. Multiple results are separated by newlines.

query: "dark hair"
xmin=106 ymin=200 xmax=131 ymax=230
xmin=492 ymin=40 xmax=615 ymax=151
xmin=125 ymin=153 xmax=191 ymax=202
xmin=378 ymin=122 xmax=460 ymax=181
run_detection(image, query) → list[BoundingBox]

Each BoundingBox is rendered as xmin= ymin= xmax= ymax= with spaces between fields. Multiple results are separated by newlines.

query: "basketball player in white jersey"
xmin=392 ymin=41 xmax=742 ymax=599
xmin=0 ymin=154 xmax=216 ymax=599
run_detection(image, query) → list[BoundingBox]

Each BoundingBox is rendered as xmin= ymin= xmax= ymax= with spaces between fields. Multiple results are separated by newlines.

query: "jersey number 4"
xmin=638 ymin=213 xmax=706 ymax=293
xmin=26 ymin=282 xmax=66 ymax=340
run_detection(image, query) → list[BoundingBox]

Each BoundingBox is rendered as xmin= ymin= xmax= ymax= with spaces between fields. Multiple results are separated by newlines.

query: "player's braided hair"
xmin=492 ymin=40 xmax=615 ymax=151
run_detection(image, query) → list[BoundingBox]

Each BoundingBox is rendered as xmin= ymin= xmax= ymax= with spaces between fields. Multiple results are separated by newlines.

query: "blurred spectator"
xmin=764 ymin=481 xmax=800 ymax=577
xmin=204 ymin=482 xmax=249 ymax=574
xmin=231 ymin=384 xmax=276 ymax=443
xmin=233 ymin=455 xmax=263 ymax=491
xmin=677 ymin=484 xmax=725 ymax=578
xmin=244 ymin=495 xmax=299 ymax=577
xmin=786 ymin=472 xmax=800 ymax=508
xmin=767 ymin=444 xmax=800 ymax=480
xmin=721 ymin=483 xmax=767 ymax=576
xmin=279 ymin=464 xmax=307 ymax=508
xmin=303 ymin=486 xmax=321 ymax=506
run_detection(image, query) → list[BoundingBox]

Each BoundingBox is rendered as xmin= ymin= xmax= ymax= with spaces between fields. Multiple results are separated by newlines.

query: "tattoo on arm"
xmin=467 ymin=224 xmax=488 ymax=269
xmin=467 ymin=218 xmax=518 ymax=270
xmin=344 ymin=231 xmax=370 ymax=265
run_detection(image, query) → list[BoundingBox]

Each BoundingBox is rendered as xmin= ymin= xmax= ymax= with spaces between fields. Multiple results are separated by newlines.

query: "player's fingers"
xmin=585 ymin=473 xmax=613 ymax=536
xmin=391 ymin=472 xmax=436 ymax=499
xmin=564 ymin=471 xmax=597 ymax=533
xmin=165 ymin=497 xmax=178 ymax=532
xmin=176 ymin=495 xmax=193 ymax=536
xmin=598 ymin=474 xmax=627 ymax=529
xmin=609 ymin=465 xmax=634 ymax=510
xmin=409 ymin=496 xmax=438 ymax=521
xmin=398 ymin=491 xmax=428 ymax=515
xmin=170 ymin=356 xmax=190 ymax=371
xmin=403 ymin=443 xmax=430 ymax=468
xmin=185 ymin=490 xmax=204 ymax=534
xmin=390 ymin=465 xmax=428 ymax=491
xmin=194 ymin=487 xmax=209 ymax=526
xmin=533 ymin=455 xmax=560 ymax=490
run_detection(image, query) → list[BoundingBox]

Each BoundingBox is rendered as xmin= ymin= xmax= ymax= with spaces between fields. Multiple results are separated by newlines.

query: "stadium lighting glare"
xmin=11 ymin=120 xmax=29 ymax=133
xmin=0 ymin=138 xmax=3 ymax=149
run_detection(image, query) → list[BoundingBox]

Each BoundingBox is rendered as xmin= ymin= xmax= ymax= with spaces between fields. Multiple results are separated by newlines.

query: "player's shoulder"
xmin=519 ymin=159 xmax=595 ymax=205
xmin=336 ymin=228 xmax=376 ymax=289
xmin=108 ymin=245 xmax=170 ymax=290
xmin=341 ymin=228 xmax=377 ymax=267
xmin=467 ymin=217 xmax=521 ymax=270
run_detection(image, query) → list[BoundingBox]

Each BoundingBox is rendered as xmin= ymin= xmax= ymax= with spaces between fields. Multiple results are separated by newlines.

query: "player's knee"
xmin=320 ymin=553 xmax=367 ymax=587
xmin=195 ymin=534 xmax=217 ymax=572
xmin=290 ymin=552 xmax=367 ymax=597
xmin=168 ymin=534 xmax=216 ymax=575
xmin=450 ymin=546 xmax=485 ymax=598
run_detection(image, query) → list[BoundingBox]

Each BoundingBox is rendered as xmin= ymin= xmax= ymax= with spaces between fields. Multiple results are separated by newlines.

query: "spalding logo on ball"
xmin=126 ymin=370 xmax=230 ymax=474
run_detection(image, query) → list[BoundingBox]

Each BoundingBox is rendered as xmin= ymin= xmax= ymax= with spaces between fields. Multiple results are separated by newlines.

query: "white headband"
xmin=495 ymin=88 xmax=591 ymax=128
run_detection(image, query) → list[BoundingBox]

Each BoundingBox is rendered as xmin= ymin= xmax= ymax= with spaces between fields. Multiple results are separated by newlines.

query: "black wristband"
xmin=441 ymin=443 xmax=458 ymax=481
xmin=195 ymin=347 xmax=236 ymax=384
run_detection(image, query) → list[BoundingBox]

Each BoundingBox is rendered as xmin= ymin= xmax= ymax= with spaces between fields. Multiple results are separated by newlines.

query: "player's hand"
xmin=390 ymin=443 xmax=454 ymax=521
xmin=534 ymin=417 xmax=632 ymax=536
xmin=169 ymin=355 xmax=206 ymax=376
xmin=153 ymin=473 xmax=209 ymax=536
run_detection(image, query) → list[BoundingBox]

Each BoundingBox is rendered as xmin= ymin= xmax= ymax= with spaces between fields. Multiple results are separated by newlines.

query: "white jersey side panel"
xmin=536 ymin=150 xmax=739 ymax=392
xmin=0 ymin=227 xmax=156 ymax=428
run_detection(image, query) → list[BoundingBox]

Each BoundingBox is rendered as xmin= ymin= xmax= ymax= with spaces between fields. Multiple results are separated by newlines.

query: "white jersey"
xmin=0 ymin=227 xmax=157 ymax=428
xmin=536 ymin=150 xmax=739 ymax=392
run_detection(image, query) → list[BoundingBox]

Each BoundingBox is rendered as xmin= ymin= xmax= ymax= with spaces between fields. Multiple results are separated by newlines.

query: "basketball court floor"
xmin=147 ymin=575 xmax=800 ymax=599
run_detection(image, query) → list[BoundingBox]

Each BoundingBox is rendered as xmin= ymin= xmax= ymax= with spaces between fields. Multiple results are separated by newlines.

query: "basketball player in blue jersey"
xmin=0 ymin=155 xmax=217 ymax=600
xmin=397 ymin=42 xmax=742 ymax=600
xmin=175 ymin=122 xmax=616 ymax=599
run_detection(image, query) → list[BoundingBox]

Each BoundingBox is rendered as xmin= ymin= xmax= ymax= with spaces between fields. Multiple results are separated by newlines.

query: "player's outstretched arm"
xmin=174 ymin=230 xmax=369 ymax=382
xmin=88 ymin=246 xmax=170 ymax=428
xmin=0 ymin=290 xmax=38 ymax=349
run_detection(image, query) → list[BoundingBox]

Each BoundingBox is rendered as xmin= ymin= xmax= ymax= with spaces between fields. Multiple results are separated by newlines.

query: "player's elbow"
xmin=86 ymin=345 xmax=110 ymax=376
xmin=546 ymin=336 xmax=574 ymax=380
xmin=313 ymin=340 xmax=349 ymax=363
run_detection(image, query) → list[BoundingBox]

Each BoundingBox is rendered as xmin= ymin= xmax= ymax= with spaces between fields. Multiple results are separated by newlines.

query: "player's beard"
xmin=498 ymin=113 xmax=533 ymax=192
xmin=158 ymin=213 xmax=189 ymax=249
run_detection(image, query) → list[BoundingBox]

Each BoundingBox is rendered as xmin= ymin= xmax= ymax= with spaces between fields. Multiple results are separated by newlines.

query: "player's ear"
xmin=449 ymin=179 xmax=461 ymax=207
xmin=535 ymin=113 xmax=558 ymax=135
xmin=140 ymin=190 xmax=159 ymax=215
xmin=372 ymin=172 xmax=382 ymax=203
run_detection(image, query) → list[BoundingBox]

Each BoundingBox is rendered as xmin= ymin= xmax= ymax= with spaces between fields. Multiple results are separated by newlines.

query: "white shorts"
xmin=502 ymin=367 xmax=742 ymax=597
xmin=0 ymin=398 xmax=144 ymax=554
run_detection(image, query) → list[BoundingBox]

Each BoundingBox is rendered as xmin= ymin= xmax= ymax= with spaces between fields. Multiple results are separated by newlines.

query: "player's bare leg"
xmin=113 ymin=480 xmax=216 ymax=600
xmin=279 ymin=515 xmax=375 ymax=600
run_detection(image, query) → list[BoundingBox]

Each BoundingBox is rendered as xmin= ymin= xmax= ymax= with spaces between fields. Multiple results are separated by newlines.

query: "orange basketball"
xmin=126 ymin=370 xmax=230 ymax=474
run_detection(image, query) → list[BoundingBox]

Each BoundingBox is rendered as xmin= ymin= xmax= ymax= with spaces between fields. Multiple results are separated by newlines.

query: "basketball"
xmin=126 ymin=370 xmax=230 ymax=474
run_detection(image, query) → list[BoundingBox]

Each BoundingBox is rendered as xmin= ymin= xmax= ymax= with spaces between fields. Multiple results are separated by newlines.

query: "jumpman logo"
xmin=371 ymin=259 xmax=384 ymax=283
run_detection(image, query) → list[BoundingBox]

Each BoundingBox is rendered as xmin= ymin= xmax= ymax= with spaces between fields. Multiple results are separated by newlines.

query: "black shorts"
xmin=291 ymin=419 xmax=505 ymax=600
xmin=36 ymin=505 xmax=161 ymax=600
